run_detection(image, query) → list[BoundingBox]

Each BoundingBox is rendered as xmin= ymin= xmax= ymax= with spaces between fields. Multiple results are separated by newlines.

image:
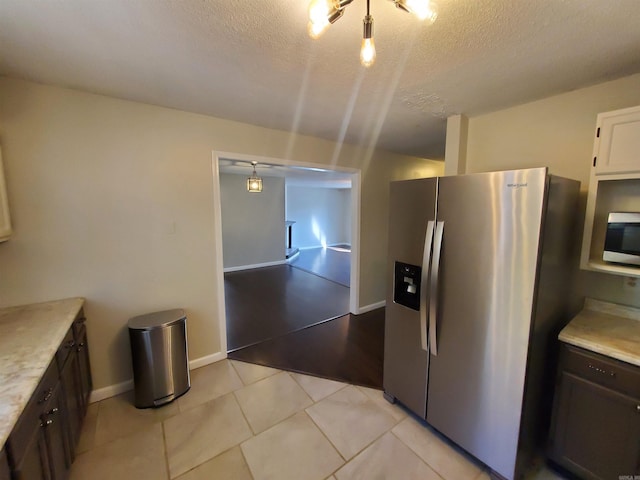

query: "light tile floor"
xmin=71 ymin=359 xmax=569 ymax=480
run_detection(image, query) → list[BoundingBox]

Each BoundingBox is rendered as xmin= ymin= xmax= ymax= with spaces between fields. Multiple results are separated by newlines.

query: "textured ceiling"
xmin=1 ymin=0 xmax=639 ymax=159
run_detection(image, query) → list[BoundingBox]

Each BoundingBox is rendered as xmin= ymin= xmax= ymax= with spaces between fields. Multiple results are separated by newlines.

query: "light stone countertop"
xmin=0 ymin=297 xmax=84 ymax=448
xmin=559 ymin=298 xmax=640 ymax=367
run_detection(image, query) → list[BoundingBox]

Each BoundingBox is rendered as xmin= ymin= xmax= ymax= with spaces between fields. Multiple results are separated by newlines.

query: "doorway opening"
xmin=212 ymin=152 xmax=361 ymax=355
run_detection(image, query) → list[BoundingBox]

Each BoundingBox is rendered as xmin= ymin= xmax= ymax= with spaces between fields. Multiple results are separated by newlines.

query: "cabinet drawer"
xmin=562 ymin=344 xmax=640 ymax=398
xmin=56 ymin=326 xmax=76 ymax=370
xmin=7 ymin=358 xmax=58 ymax=467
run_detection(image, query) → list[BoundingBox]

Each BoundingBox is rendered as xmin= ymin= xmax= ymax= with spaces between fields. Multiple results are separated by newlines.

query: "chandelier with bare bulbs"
xmin=307 ymin=0 xmax=438 ymax=67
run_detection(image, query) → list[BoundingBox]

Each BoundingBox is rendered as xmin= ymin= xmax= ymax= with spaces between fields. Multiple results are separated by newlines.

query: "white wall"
xmin=464 ymin=73 xmax=640 ymax=309
xmin=286 ymin=186 xmax=350 ymax=249
xmin=220 ymin=173 xmax=285 ymax=268
xmin=0 ymin=77 xmax=443 ymax=391
xmin=340 ymin=189 xmax=352 ymax=246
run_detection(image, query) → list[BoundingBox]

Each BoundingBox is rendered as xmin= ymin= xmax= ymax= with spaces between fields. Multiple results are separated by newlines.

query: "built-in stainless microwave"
xmin=603 ymin=212 xmax=640 ymax=266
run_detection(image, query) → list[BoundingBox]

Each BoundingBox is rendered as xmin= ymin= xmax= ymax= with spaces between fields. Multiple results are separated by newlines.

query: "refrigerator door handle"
xmin=429 ymin=221 xmax=444 ymax=356
xmin=420 ymin=220 xmax=435 ymax=351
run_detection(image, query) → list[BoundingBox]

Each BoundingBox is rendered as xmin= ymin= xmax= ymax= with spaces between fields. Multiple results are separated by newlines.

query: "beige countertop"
xmin=559 ymin=298 xmax=640 ymax=367
xmin=0 ymin=297 xmax=84 ymax=448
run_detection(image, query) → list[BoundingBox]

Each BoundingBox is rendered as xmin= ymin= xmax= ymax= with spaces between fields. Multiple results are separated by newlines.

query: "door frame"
xmin=211 ymin=150 xmax=361 ymax=355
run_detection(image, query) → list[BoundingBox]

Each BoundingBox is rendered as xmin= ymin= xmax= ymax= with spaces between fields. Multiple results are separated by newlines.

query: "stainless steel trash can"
xmin=128 ymin=309 xmax=190 ymax=408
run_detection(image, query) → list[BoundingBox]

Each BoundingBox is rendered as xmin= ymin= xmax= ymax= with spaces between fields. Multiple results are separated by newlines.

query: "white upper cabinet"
xmin=581 ymin=105 xmax=640 ymax=278
xmin=0 ymin=147 xmax=12 ymax=242
xmin=593 ymin=106 xmax=640 ymax=175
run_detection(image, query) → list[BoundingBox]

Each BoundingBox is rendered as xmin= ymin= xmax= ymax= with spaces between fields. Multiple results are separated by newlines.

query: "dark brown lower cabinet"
xmin=75 ymin=324 xmax=92 ymax=418
xmin=7 ymin=360 xmax=62 ymax=480
xmin=1 ymin=448 xmax=12 ymax=480
xmin=60 ymin=343 xmax=82 ymax=456
xmin=8 ymin=428 xmax=48 ymax=480
xmin=5 ymin=309 xmax=92 ymax=480
xmin=41 ymin=382 xmax=69 ymax=480
xmin=548 ymin=344 xmax=640 ymax=479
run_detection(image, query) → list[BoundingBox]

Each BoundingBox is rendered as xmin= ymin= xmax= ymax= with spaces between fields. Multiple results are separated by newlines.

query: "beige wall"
xmin=465 ymin=73 xmax=640 ymax=309
xmin=220 ymin=173 xmax=285 ymax=269
xmin=0 ymin=77 xmax=443 ymax=391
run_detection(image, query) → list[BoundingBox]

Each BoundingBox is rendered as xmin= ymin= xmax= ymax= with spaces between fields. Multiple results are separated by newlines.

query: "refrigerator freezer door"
xmin=384 ymin=177 xmax=437 ymax=419
xmin=425 ymin=168 xmax=548 ymax=480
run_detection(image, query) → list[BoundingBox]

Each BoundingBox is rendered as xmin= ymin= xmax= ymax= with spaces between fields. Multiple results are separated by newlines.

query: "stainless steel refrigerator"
xmin=383 ymin=167 xmax=579 ymax=480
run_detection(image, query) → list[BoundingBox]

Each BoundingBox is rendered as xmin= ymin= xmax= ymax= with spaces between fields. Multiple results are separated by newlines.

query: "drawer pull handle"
xmin=65 ymin=340 xmax=76 ymax=349
xmin=637 ymin=405 xmax=640 ymax=413
xmin=38 ymin=387 xmax=53 ymax=404
xmin=587 ymin=363 xmax=616 ymax=377
xmin=48 ymin=407 xmax=59 ymax=415
xmin=40 ymin=419 xmax=54 ymax=427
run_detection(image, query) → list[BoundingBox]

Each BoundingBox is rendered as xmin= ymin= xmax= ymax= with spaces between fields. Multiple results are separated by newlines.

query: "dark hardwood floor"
xmin=224 ymin=265 xmax=349 ymax=351
xmin=225 ymin=254 xmax=384 ymax=389
xmin=229 ymin=308 xmax=385 ymax=389
xmin=289 ymin=245 xmax=351 ymax=287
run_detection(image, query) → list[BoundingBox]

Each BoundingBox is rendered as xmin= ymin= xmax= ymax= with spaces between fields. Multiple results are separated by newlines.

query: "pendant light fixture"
xmin=247 ymin=161 xmax=263 ymax=193
xmin=307 ymin=0 xmax=437 ymax=67
xmin=360 ymin=2 xmax=375 ymax=68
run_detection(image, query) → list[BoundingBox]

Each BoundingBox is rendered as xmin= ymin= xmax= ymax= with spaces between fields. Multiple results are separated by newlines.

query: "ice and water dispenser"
xmin=394 ymin=261 xmax=421 ymax=311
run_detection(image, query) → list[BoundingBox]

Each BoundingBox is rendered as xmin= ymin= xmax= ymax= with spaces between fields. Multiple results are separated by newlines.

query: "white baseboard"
xmin=189 ymin=351 xmax=227 ymax=370
xmin=298 ymin=243 xmax=351 ymax=251
xmin=88 ymin=351 xmax=228 ymax=403
xmin=356 ymin=300 xmax=386 ymax=314
xmin=89 ymin=379 xmax=134 ymax=403
xmin=223 ymin=260 xmax=286 ymax=273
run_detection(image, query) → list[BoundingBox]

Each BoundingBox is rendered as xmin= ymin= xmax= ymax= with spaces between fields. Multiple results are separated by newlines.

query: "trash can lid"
xmin=128 ymin=309 xmax=186 ymax=330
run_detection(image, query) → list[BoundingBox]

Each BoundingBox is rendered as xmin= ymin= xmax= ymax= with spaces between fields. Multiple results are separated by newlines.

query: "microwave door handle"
xmin=420 ymin=221 xmax=435 ymax=352
xmin=429 ymin=221 xmax=444 ymax=356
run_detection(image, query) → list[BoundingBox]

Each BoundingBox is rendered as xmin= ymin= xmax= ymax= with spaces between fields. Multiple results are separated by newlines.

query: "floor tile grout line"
xmin=171 ymin=444 xmax=253 ymax=480
xmin=172 ymin=361 xmax=245 ymax=416
xmin=304 ymin=385 xmax=408 ymax=472
xmin=237 ymin=443 xmax=257 ymax=480
xmin=228 ymin=358 xmax=280 ymax=386
xmin=389 ymin=429 xmax=447 ymax=480
xmin=301 ymin=408 xmax=349 ymax=471
xmin=232 ymin=388 xmax=261 ymax=437
xmin=160 ymin=420 xmax=172 ymax=480
xmin=289 ymin=370 xmax=350 ymax=402
xmin=234 ymin=371 xmax=315 ymax=437
xmin=228 ymin=357 xmax=251 ymax=387
xmin=164 ymin=391 xmax=254 ymax=479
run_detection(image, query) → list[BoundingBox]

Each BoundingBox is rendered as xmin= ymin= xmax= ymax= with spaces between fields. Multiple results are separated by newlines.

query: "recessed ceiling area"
xmin=1 ymin=0 xmax=639 ymax=159
xmin=219 ymin=159 xmax=353 ymax=189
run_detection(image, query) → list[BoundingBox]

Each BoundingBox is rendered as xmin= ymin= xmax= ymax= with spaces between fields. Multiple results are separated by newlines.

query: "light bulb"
xmin=308 ymin=0 xmax=332 ymax=24
xmin=360 ymin=37 xmax=376 ymax=67
xmin=360 ymin=14 xmax=375 ymax=67
xmin=308 ymin=19 xmax=330 ymax=39
xmin=308 ymin=0 xmax=344 ymax=39
xmin=405 ymin=0 xmax=437 ymax=22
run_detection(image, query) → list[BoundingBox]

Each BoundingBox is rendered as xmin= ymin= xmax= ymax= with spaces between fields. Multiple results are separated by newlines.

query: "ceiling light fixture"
xmin=307 ymin=0 xmax=438 ymax=67
xmin=247 ymin=161 xmax=263 ymax=193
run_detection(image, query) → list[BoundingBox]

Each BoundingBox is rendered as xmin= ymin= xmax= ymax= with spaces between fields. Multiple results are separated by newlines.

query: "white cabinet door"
xmin=0 ymin=147 xmax=12 ymax=242
xmin=593 ymin=105 xmax=640 ymax=175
